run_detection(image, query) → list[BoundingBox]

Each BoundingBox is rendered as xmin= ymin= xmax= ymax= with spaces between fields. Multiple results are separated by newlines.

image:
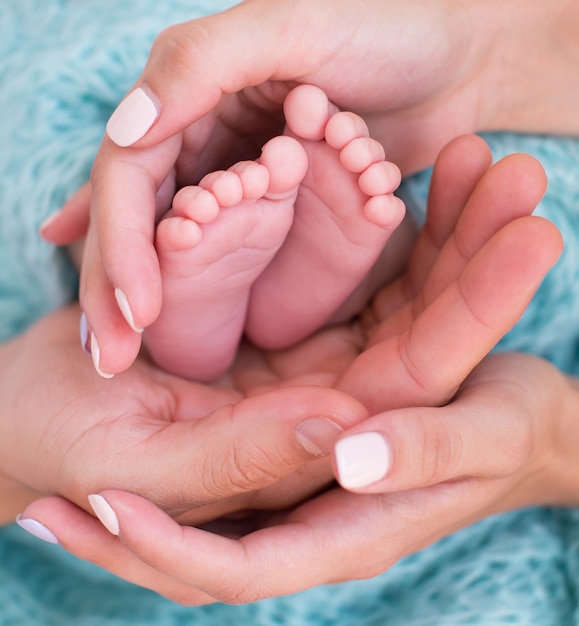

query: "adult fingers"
xmin=372 ymin=140 xmax=546 ymax=325
xmin=333 ymin=352 xmax=553 ymax=493
xmin=423 ymin=134 xmax=494 ymax=251
xmin=78 ymin=228 xmax=144 ymax=376
xmin=101 ymin=385 xmax=368 ymax=516
xmin=82 ymin=133 xmax=183 ymax=374
xmin=419 ymin=151 xmax=548 ymax=308
xmin=370 ymin=135 xmax=492 ymax=319
xmin=104 ymin=2 xmax=314 ymax=149
xmin=18 ymin=497 xmax=215 ymax=605
xmin=40 ymin=182 xmax=91 ymax=245
xmin=374 ymin=134 xmax=493 ymax=319
xmin=338 ymin=215 xmax=563 ymax=413
xmin=83 ymin=475 xmax=504 ymax=603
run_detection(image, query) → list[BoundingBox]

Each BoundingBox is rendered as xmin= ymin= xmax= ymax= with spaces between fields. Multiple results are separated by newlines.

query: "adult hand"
xmin=1 ymin=303 xmax=370 ymax=528
xmin=41 ymin=0 xmax=523 ymax=375
xmin=20 ymin=135 xmax=565 ymax=603
xmin=44 ymin=0 xmax=579 ymax=378
xmin=22 ymin=351 xmax=579 ymax=604
xmin=337 ymin=133 xmax=561 ymax=412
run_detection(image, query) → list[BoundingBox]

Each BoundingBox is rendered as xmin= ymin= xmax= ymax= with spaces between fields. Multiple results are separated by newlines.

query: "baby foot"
xmin=143 ymin=135 xmax=308 ymax=381
xmin=245 ymin=84 xmax=406 ymax=349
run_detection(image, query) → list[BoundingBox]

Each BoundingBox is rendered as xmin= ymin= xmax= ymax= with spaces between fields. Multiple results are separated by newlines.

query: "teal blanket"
xmin=2 ymin=1 xmax=579 ymax=624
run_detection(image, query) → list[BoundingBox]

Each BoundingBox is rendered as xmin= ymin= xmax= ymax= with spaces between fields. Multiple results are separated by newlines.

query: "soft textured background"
xmin=2 ymin=1 xmax=579 ymax=624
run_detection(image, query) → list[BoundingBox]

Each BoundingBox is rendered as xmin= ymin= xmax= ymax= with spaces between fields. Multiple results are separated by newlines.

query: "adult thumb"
xmin=105 ymin=2 xmax=302 ymax=148
xmin=127 ymin=384 xmax=369 ymax=515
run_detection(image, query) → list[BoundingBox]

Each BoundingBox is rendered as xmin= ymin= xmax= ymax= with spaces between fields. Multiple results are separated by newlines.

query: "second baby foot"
xmin=245 ymin=84 xmax=406 ymax=349
xmin=143 ymin=135 xmax=308 ymax=381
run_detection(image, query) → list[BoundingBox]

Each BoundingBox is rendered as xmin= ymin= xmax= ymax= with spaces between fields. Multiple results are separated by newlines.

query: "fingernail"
xmin=90 ymin=332 xmax=114 ymax=379
xmin=296 ymin=417 xmax=344 ymax=456
xmin=16 ymin=515 xmax=59 ymax=544
xmin=88 ymin=494 xmax=120 ymax=536
xmin=106 ymin=86 xmax=159 ymax=147
xmin=335 ymin=432 xmax=392 ymax=489
xmin=80 ymin=312 xmax=91 ymax=355
xmin=39 ymin=210 xmax=61 ymax=235
xmin=114 ymin=288 xmax=144 ymax=333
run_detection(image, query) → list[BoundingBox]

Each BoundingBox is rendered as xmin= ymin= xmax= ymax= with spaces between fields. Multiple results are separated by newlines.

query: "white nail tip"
xmin=39 ymin=210 xmax=61 ymax=233
xmin=90 ymin=332 xmax=114 ymax=379
xmin=88 ymin=494 xmax=120 ymax=536
xmin=114 ymin=288 xmax=144 ymax=333
xmin=16 ymin=516 xmax=59 ymax=544
xmin=79 ymin=312 xmax=90 ymax=354
xmin=335 ymin=432 xmax=391 ymax=489
xmin=106 ymin=87 xmax=158 ymax=147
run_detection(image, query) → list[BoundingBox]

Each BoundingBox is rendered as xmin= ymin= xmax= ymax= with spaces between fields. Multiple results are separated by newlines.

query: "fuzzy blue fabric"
xmin=2 ymin=1 xmax=579 ymax=624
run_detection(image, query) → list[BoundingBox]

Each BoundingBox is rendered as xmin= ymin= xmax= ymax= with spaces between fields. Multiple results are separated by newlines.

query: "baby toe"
xmin=156 ymin=216 xmax=203 ymax=253
xmin=283 ymin=84 xmax=337 ymax=141
xmin=325 ymin=111 xmax=370 ymax=149
xmin=229 ymin=161 xmax=270 ymax=199
xmin=200 ymin=170 xmax=244 ymax=207
xmin=359 ymin=161 xmax=402 ymax=196
xmin=172 ymin=186 xmax=220 ymax=223
xmin=340 ymin=137 xmax=386 ymax=173
xmin=363 ymin=194 xmax=406 ymax=229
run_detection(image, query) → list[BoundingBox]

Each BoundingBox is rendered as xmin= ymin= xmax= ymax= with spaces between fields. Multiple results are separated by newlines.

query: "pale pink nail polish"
xmin=106 ymin=86 xmax=159 ymax=147
xmin=114 ymin=288 xmax=143 ymax=333
xmin=16 ymin=515 xmax=59 ymax=544
xmin=80 ymin=312 xmax=91 ymax=354
xmin=335 ymin=432 xmax=392 ymax=489
xmin=39 ymin=210 xmax=62 ymax=235
xmin=88 ymin=494 xmax=120 ymax=536
xmin=90 ymin=332 xmax=114 ymax=379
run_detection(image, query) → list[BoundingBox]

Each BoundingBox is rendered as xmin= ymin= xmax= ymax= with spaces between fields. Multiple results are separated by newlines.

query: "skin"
xmin=141 ymin=87 xmax=406 ymax=380
xmin=0 ymin=304 xmax=367 ymax=525
xmin=42 ymin=0 xmax=579 ymax=377
xmin=14 ymin=135 xmax=568 ymax=603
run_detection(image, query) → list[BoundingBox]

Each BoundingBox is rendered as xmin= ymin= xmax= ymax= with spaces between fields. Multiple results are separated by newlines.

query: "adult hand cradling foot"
xmin=7 ymin=0 xmax=579 ymax=620
xmin=21 ymin=135 xmax=570 ymax=603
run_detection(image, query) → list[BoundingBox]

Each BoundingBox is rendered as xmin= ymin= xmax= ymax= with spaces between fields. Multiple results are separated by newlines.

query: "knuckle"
xmin=399 ymin=332 xmax=453 ymax=404
xmin=228 ymin=441 xmax=287 ymax=491
xmin=220 ymin=582 xmax=261 ymax=605
xmin=211 ymin=559 xmax=265 ymax=605
xmin=418 ymin=414 xmax=462 ymax=484
xmin=196 ymin=440 xmax=288 ymax=499
xmin=495 ymin=406 xmax=535 ymax=475
xmin=152 ymin=22 xmax=213 ymax=80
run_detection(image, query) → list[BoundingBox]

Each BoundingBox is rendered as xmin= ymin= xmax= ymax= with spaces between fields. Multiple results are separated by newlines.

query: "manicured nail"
xmin=80 ymin=312 xmax=91 ymax=354
xmin=114 ymin=288 xmax=143 ymax=333
xmin=39 ymin=210 xmax=61 ymax=235
xmin=88 ymin=494 xmax=120 ymax=536
xmin=106 ymin=86 xmax=159 ymax=147
xmin=296 ymin=417 xmax=344 ymax=456
xmin=335 ymin=432 xmax=392 ymax=489
xmin=90 ymin=332 xmax=114 ymax=379
xmin=16 ymin=515 xmax=59 ymax=544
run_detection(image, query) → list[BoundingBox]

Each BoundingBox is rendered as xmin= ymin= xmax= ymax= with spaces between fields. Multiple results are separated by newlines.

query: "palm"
xmin=1 ymin=305 xmax=362 ymax=523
